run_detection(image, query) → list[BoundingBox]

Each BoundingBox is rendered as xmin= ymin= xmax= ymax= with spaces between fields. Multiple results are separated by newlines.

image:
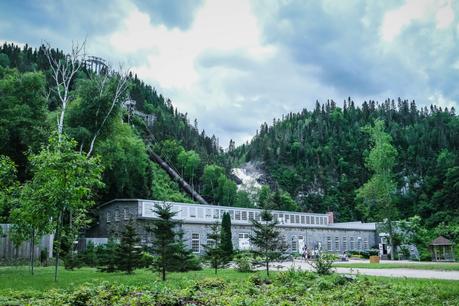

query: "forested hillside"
xmin=0 ymin=43 xmax=243 ymax=221
xmin=229 ymin=99 xmax=459 ymax=227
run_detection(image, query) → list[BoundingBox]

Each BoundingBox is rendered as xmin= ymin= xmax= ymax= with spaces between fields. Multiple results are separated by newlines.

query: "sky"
xmin=0 ymin=0 xmax=458 ymax=147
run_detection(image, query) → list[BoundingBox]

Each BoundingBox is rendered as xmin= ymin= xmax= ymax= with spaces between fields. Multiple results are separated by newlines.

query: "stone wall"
xmin=88 ymin=200 xmax=377 ymax=255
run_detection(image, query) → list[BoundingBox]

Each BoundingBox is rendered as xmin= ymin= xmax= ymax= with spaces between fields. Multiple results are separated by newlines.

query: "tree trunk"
xmin=162 ymin=262 xmax=166 ymax=281
xmin=30 ymin=228 xmax=35 ymax=275
xmin=388 ymin=220 xmax=395 ymax=261
xmin=54 ymin=212 xmax=62 ymax=282
xmin=266 ymin=257 xmax=269 ymax=276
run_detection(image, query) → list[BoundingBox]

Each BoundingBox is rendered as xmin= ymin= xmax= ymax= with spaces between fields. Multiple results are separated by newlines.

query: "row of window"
xmin=189 ymin=233 xmax=369 ymax=254
xmin=106 ymin=209 xmax=130 ymax=223
xmin=326 ymin=236 xmax=369 ymax=251
xmin=177 ymin=206 xmax=327 ymax=226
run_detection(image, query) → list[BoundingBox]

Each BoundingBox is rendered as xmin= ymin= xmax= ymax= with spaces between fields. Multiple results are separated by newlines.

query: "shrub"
xmin=307 ymin=252 xmax=336 ymax=275
xmin=234 ymin=253 xmax=253 ymax=272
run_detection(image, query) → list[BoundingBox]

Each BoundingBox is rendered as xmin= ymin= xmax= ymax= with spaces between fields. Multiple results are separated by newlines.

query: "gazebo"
xmin=429 ymin=236 xmax=455 ymax=262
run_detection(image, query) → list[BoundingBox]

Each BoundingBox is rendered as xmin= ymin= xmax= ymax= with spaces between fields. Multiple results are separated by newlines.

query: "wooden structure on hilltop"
xmin=429 ymin=236 xmax=455 ymax=262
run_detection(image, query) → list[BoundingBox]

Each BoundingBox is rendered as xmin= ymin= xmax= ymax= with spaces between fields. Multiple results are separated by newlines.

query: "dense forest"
xmin=1 ymin=43 xmax=458 ymax=235
xmin=228 ymin=99 xmax=459 ymax=228
xmin=0 ymin=42 xmax=246 ymax=223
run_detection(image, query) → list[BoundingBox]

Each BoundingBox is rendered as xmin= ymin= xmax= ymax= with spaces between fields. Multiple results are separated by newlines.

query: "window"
xmin=292 ymin=236 xmax=298 ymax=253
xmin=295 ymin=215 xmax=300 ymax=224
xmin=273 ymin=213 xmax=278 ymax=221
xmin=319 ymin=217 xmax=324 ymax=225
xmin=335 ymin=237 xmax=340 ymax=251
xmin=316 ymin=217 xmax=320 ymax=224
xmin=106 ymin=212 xmax=111 ymax=223
xmin=306 ymin=216 xmax=310 ymax=224
xmin=213 ymin=209 xmax=219 ymax=219
xmin=285 ymin=215 xmax=290 ymax=223
xmin=197 ymin=208 xmax=204 ymax=218
xmin=357 ymin=237 xmax=362 ymax=250
xmin=350 ymin=237 xmax=355 ymax=250
xmin=205 ymin=208 xmax=212 ymax=218
xmin=278 ymin=213 xmax=283 ymax=223
xmin=191 ymin=233 xmax=200 ymax=253
xmin=241 ymin=211 xmax=247 ymax=221
xmin=114 ymin=210 xmax=120 ymax=221
xmin=255 ymin=212 xmax=261 ymax=221
xmin=363 ymin=239 xmax=369 ymax=250
xmin=324 ymin=217 xmax=328 ymax=225
xmin=235 ymin=210 xmax=241 ymax=220
xmin=301 ymin=216 xmax=305 ymax=224
xmin=229 ymin=210 xmax=234 ymax=219
xmin=123 ymin=208 xmax=128 ymax=220
xmin=327 ymin=237 xmax=332 ymax=251
xmin=190 ymin=207 xmax=196 ymax=218
xmin=238 ymin=233 xmax=250 ymax=250
xmin=181 ymin=207 xmax=188 ymax=218
xmin=249 ymin=212 xmax=254 ymax=220
xmin=343 ymin=237 xmax=347 ymax=251
xmin=311 ymin=216 xmax=315 ymax=224
xmin=291 ymin=214 xmax=295 ymax=223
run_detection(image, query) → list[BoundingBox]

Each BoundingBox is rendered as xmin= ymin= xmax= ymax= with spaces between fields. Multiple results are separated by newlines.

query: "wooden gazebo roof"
xmin=430 ymin=236 xmax=454 ymax=246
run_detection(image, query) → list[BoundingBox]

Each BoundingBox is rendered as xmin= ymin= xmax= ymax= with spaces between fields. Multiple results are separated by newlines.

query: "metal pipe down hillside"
xmin=148 ymin=149 xmax=209 ymax=205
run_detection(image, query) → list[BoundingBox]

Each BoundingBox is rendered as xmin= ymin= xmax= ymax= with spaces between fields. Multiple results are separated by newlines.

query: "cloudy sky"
xmin=1 ymin=0 xmax=458 ymax=146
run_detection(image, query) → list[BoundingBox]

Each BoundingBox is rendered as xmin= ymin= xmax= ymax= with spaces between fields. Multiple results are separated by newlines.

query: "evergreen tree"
xmin=203 ymin=222 xmax=225 ymax=274
xmin=220 ymin=212 xmax=233 ymax=262
xmin=115 ymin=222 xmax=142 ymax=274
xmin=170 ymin=229 xmax=202 ymax=272
xmin=147 ymin=203 xmax=178 ymax=281
xmin=250 ymin=210 xmax=284 ymax=276
xmin=97 ymin=240 xmax=118 ymax=272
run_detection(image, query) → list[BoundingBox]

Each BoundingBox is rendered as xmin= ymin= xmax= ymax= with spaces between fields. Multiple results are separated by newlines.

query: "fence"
xmin=0 ymin=224 xmax=53 ymax=260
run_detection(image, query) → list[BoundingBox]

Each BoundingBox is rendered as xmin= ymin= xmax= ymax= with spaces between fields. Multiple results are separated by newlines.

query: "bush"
xmin=234 ymin=253 xmax=253 ymax=272
xmin=63 ymin=253 xmax=83 ymax=270
xmin=307 ymin=252 xmax=336 ymax=275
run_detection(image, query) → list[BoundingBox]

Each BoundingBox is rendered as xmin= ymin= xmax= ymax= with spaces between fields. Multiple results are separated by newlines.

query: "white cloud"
xmin=380 ymin=0 xmax=453 ymax=42
xmin=107 ymin=0 xmax=274 ymax=89
xmin=428 ymin=92 xmax=457 ymax=109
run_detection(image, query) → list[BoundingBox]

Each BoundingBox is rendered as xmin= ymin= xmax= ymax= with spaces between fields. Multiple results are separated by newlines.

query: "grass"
xmin=0 ymin=266 xmax=253 ymax=292
xmin=333 ymin=262 xmax=459 ymax=271
xmin=1 ymin=266 xmax=459 ymax=305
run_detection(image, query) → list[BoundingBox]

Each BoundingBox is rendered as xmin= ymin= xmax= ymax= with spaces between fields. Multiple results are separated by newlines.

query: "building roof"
xmin=430 ymin=236 xmax=454 ymax=246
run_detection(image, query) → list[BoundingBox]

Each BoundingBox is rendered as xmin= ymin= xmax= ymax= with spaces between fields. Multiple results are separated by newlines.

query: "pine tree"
xmin=97 ymin=239 xmax=118 ymax=272
xmin=147 ymin=203 xmax=178 ymax=281
xmin=203 ymin=222 xmax=225 ymax=274
xmin=220 ymin=212 xmax=233 ymax=262
xmin=170 ymin=229 xmax=201 ymax=272
xmin=115 ymin=222 xmax=142 ymax=274
xmin=250 ymin=210 xmax=284 ymax=276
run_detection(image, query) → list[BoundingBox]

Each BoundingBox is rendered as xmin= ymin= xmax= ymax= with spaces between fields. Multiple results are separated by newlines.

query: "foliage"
xmin=115 ymin=222 xmax=142 ymax=274
xmin=0 ymin=155 xmax=19 ymax=222
xmin=220 ymin=212 xmax=233 ymax=262
xmin=234 ymin=252 xmax=254 ymax=272
xmin=307 ymin=252 xmax=337 ymax=275
xmin=2 ymin=267 xmax=459 ymax=305
xmin=249 ymin=210 xmax=285 ymax=276
xmin=232 ymin=99 xmax=458 ymax=228
xmin=96 ymin=240 xmax=118 ymax=273
xmin=147 ymin=203 xmax=179 ymax=281
xmin=202 ymin=222 xmax=226 ymax=274
xmin=0 ymin=66 xmax=48 ymax=181
xmin=170 ymin=230 xmax=202 ymax=272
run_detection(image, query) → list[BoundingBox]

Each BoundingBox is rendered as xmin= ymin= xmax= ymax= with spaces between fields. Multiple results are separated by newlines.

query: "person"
xmin=302 ymin=245 xmax=308 ymax=260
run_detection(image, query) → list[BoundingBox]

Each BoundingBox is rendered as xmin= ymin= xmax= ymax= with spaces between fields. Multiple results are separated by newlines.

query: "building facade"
xmin=86 ymin=199 xmax=377 ymax=255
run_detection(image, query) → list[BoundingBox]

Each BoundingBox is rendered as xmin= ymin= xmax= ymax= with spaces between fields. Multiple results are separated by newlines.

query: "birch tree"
xmin=44 ymin=41 xmax=86 ymax=142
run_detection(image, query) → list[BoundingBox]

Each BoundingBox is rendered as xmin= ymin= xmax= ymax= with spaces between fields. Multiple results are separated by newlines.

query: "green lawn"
xmin=1 ymin=266 xmax=459 ymax=305
xmin=333 ymin=262 xmax=459 ymax=271
xmin=0 ymin=266 xmax=250 ymax=292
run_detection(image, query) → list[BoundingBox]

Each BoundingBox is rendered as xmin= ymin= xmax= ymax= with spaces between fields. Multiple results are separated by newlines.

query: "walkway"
xmin=266 ymin=260 xmax=459 ymax=280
